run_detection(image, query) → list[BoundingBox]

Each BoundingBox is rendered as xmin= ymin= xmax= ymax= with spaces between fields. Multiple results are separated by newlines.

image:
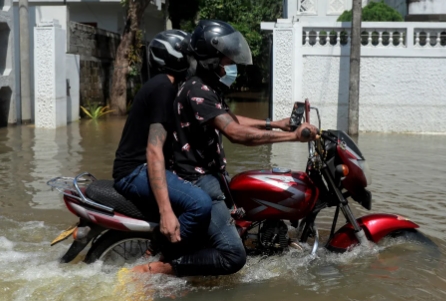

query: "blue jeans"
xmin=171 ymin=174 xmax=247 ymax=276
xmin=114 ymin=164 xmax=212 ymax=247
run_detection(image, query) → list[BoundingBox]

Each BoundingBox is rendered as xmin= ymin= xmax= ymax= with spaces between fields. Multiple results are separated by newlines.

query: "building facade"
xmin=8 ymin=0 xmax=165 ymax=127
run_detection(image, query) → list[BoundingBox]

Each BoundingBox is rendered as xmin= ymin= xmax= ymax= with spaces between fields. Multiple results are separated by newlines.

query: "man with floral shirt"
xmin=132 ymin=20 xmax=318 ymax=277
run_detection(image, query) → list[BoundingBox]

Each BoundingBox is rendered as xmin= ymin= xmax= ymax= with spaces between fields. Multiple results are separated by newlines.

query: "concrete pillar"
xmin=272 ymin=19 xmax=295 ymax=121
xmin=19 ymin=0 xmax=32 ymax=123
xmin=34 ymin=19 xmax=67 ymax=128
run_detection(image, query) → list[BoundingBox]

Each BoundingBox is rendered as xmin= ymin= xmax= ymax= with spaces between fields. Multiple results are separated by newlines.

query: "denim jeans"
xmin=171 ymin=174 xmax=247 ymax=276
xmin=114 ymin=164 xmax=212 ymax=248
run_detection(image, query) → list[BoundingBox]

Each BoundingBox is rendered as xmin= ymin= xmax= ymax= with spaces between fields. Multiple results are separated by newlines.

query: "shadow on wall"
xmin=0 ymin=86 xmax=12 ymax=127
xmin=337 ymin=49 xmax=350 ymax=131
xmin=0 ymin=22 xmax=10 ymax=75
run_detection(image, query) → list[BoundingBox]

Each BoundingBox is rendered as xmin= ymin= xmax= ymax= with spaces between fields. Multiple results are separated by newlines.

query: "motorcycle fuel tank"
xmin=229 ymin=169 xmax=319 ymax=221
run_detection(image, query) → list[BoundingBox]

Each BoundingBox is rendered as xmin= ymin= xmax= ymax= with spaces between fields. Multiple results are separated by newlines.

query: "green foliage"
xmin=337 ymin=1 xmax=403 ymax=22
xmin=197 ymin=0 xmax=282 ymax=66
xmin=80 ymin=101 xmax=115 ymax=119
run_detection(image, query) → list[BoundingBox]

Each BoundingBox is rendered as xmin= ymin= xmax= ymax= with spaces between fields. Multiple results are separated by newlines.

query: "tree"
xmin=348 ymin=0 xmax=362 ymax=136
xmin=110 ymin=0 xmax=150 ymax=116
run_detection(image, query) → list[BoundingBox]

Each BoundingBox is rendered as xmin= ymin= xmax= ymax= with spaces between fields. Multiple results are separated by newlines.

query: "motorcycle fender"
xmin=327 ymin=213 xmax=419 ymax=252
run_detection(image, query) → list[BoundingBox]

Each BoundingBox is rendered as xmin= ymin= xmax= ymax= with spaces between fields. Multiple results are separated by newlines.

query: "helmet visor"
xmin=209 ymin=31 xmax=253 ymax=65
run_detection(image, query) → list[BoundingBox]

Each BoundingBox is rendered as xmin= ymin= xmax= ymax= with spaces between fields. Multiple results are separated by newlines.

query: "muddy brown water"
xmin=1 ymin=98 xmax=445 ymax=301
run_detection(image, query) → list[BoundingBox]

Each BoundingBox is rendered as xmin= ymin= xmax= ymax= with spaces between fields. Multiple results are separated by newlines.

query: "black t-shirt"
xmin=172 ymin=76 xmax=229 ymax=181
xmin=113 ymin=74 xmax=177 ymax=181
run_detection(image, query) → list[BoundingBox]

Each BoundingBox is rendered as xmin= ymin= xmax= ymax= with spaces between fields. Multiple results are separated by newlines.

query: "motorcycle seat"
xmin=85 ymin=180 xmax=153 ymax=221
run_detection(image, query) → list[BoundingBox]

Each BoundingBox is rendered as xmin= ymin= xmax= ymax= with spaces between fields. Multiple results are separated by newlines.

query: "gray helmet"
xmin=148 ymin=29 xmax=191 ymax=76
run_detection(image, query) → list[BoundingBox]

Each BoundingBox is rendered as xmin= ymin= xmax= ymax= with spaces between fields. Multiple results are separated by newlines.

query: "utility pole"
xmin=19 ymin=0 xmax=32 ymax=123
xmin=348 ymin=0 xmax=362 ymax=136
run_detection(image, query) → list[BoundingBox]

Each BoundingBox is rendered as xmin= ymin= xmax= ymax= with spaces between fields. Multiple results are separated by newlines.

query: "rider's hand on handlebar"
xmin=295 ymin=122 xmax=319 ymax=142
xmin=160 ymin=210 xmax=181 ymax=243
xmin=275 ymin=117 xmax=292 ymax=132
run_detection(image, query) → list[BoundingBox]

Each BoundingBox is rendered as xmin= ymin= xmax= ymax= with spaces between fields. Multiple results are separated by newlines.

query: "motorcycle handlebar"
xmin=301 ymin=127 xmax=311 ymax=140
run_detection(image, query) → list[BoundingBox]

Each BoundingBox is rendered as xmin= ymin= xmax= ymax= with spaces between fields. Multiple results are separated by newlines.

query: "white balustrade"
xmin=262 ymin=20 xmax=446 ymax=133
xmin=301 ymin=22 xmax=446 ymax=51
xmin=414 ymin=28 xmax=446 ymax=48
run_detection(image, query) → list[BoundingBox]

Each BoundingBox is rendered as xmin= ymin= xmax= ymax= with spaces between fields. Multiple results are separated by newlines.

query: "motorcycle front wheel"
xmin=380 ymin=229 xmax=438 ymax=251
xmin=85 ymin=230 xmax=153 ymax=266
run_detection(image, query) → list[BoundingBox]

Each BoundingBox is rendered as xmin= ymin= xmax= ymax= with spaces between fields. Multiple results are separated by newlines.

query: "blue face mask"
xmin=219 ymin=64 xmax=238 ymax=87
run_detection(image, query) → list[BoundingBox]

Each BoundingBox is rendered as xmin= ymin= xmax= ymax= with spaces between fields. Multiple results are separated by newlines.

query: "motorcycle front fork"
xmin=321 ymin=168 xmax=371 ymax=247
xmin=339 ymin=203 xmax=370 ymax=246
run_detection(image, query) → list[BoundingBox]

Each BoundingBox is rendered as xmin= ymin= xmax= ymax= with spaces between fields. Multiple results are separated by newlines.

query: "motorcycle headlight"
xmin=358 ymin=160 xmax=372 ymax=186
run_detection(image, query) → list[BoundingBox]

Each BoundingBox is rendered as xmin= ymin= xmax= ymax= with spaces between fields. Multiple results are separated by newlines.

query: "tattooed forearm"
xmin=246 ymin=131 xmax=275 ymax=141
xmin=148 ymin=123 xmax=167 ymax=147
xmin=148 ymin=161 xmax=166 ymax=191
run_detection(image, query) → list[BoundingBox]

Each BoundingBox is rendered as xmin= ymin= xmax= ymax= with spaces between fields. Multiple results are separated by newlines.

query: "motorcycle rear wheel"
xmin=85 ymin=230 xmax=153 ymax=266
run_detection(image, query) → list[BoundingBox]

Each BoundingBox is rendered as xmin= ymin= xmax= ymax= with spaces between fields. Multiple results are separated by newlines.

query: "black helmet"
xmin=189 ymin=20 xmax=253 ymax=70
xmin=148 ymin=29 xmax=191 ymax=76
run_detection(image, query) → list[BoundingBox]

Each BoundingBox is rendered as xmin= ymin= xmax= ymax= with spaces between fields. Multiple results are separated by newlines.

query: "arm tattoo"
xmin=149 ymin=166 xmax=166 ymax=190
xmin=216 ymin=114 xmax=234 ymax=131
xmin=148 ymin=123 xmax=167 ymax=147
xmin=246 ymin=131 xmax=275 ymax=141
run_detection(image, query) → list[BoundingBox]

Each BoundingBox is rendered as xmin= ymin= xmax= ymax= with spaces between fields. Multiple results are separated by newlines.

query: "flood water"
xmin=1 ymin=98 xmax=446 ymax=301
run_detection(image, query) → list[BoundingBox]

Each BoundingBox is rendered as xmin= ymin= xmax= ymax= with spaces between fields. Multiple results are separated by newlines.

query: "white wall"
xmin=409 ymin=0 xmax=446 ymax=15
xmin=301 ymin=56 xmax=446 ymax=133
xmin=269 ymin=20 xmax=446 ymax=134
xmin=36 ymin=6 xmax=67 ymax=29
xmin=68 ymin=2 xmax=120 ymax=33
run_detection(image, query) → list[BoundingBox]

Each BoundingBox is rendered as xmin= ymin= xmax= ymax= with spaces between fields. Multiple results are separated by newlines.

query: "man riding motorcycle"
xmin=131 ymin=20 xmax=319 ymax=277
xmin=112 ymin=30 xmax=213 ymax=273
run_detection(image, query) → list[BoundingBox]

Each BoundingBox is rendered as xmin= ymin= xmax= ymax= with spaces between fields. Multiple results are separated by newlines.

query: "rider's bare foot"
xmin=132 ymin=261 xmax=174 ymax=275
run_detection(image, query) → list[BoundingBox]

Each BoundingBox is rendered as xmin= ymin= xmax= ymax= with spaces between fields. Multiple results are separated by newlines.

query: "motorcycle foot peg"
xmin=230 ymin=207 xmax=246 ymax=219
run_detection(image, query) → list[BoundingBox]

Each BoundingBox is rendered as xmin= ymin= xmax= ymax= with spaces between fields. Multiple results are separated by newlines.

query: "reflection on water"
xmin=0 ymin=99 xmax=446 ymax=300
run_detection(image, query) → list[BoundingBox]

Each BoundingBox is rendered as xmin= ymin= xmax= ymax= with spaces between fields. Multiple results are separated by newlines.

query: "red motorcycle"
xmin=48 ymin=100 xmax=424 ymax=265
